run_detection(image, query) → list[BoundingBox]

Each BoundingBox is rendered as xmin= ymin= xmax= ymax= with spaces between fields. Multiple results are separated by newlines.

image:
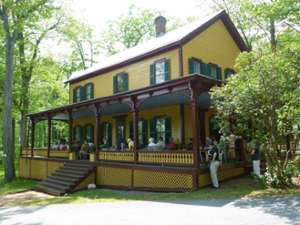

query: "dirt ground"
xmin=0 ymin=191 xmax=53 ymax=207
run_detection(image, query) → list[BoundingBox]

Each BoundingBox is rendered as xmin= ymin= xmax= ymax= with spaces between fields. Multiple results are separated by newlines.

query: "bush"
xmin=258 ymin=162 xmax=299 ymax=188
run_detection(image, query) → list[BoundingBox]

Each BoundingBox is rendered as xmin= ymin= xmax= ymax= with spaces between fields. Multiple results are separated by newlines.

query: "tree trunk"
xmin=3 ymin=35 xmax=16 ymax=182
xmin=270 ymin=19 xmax=276 ymax=51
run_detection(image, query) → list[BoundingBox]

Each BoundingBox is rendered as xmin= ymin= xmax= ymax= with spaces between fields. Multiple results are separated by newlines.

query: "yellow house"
xmin=20 ymin=10 xmax=248 ymax=195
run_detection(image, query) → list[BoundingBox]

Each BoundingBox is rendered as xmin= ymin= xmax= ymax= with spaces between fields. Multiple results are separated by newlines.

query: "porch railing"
xmin=98 ymin=151 xmax=134 ymax=162
xmin=21 ymin=148 xmax=69 ymax=158
xmin=138 ymin=151 xmax=194 ymax=165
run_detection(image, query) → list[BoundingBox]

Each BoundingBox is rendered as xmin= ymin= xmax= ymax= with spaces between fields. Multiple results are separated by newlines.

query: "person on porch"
xmin=157 ymin=137 xmax=165 ymax=150
xmin=127 ymin=138 xmax=134 ymax=151
xmin=80 ymin=140 xmax=89 ymax=160
xmin=148 ymin=137 xmax=157 ymax=150
xmin=58 ymin=138 xmax=68 ymax=150
xmin=166 ymin=137 xmax=177 ymax=150
xmin=208 ymin=139 xmax=221 ymax=188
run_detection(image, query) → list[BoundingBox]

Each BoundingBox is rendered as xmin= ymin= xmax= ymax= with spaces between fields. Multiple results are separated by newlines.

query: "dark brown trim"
xmin=179 ymin=104 xmax=185 ymax=144
xmin=178 ymin=46 xmax=183 ymax=77
xmin=66 ymin=11 xmax=247 ymax=85
xmin=47 ymin=115 xmax=52 ymax=158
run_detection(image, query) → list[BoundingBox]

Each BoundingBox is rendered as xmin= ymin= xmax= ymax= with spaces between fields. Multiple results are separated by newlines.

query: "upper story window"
xmin=73 ymin=83 xmax=94 ymax=103
xmin=150 ymin=59 xmax=170 ymax=85
xmin=85 ymin=83 xmax=94 ymax=100
xmin=113 ymin=72 xmax=128 ymax=94
xmin=73 ymin=87 xmax=81 ymax=103
xmin=188 ymin=58 xmax=222 ymax=80
xmin=208 ymin=63 xmax=221 ymax=80
xmin=224 ymin=68 xmax=235 ymax=79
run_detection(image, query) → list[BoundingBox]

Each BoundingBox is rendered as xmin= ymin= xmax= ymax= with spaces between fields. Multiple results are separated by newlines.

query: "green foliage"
xmin=100 ymin=4 xmax=184 ymax=56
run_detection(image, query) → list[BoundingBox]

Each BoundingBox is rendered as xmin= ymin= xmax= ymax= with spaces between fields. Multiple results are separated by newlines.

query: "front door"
xmin=115 ymin=117 xmax=126 ymax=150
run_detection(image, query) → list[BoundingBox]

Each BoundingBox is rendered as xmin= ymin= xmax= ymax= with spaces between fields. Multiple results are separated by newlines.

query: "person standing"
xmin=251 ymin=140 xmax=261 ymax=176
xmin=209 ymin=142 xmax=221 ymax=188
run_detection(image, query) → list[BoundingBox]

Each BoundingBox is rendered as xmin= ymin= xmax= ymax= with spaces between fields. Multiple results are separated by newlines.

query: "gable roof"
xmin=66 ymin=10 xmax=247 ymax=84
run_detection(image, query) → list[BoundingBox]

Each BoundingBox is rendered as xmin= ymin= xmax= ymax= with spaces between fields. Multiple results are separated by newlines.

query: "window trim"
xmin=151 ymin=58 xmax=170 ymax=85
xmin=113 ymin=72 xmax=129 ymax=94
xmin=73 ymin=86 xmax=81 ymax=103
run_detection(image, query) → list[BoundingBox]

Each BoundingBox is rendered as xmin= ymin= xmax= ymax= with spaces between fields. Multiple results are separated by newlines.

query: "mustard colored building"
xmin=20 ymin=11 xmax=248 ymax=195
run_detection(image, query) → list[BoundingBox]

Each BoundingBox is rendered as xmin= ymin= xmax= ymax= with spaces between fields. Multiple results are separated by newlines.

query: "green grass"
xmin=25 ymin=176 xmax=300 ymax=206
xmin=0 ymin=163 xmax=37 ymax=196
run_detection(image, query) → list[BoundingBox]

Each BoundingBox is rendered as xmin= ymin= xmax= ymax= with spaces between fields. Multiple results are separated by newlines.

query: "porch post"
xmin=131 ymin=96 xmax=139 ymax=163
xmin=95 ymin=103 xmax=101 ymax=160
xmin=30 ymin=117 xmax=35 ymax=157
xmin=47 ymin=114 xmax=52 ymax=158
xmin=179 ymin=104 xmax=185 ymax=145
xmin=68 ymin=110 xmax=73 ymax=146
xmin=190 ymin=84 xmax=200 ymax=190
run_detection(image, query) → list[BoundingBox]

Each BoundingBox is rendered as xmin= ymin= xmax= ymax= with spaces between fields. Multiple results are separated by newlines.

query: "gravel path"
xmin=0 ymin=196 xmax=299 ymax=225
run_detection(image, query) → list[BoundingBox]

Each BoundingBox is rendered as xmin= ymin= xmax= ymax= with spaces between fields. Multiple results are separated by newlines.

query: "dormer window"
xmin=150 ymin=59 xmax=170 ymax=85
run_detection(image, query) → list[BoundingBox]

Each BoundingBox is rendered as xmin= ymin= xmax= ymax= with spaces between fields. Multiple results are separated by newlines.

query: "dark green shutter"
xmin=129 ymin=121 xmax=133 ymax=139
xmin=142 ymin=119 xmax=148 ymax=148
xmin=113 ymin=76 xmax=118 ymax=93
xmin=80 ymin=86 xmax=86 ymax=101
xmin=107 ymin=122 xmax=112 ymax=146
xmin=79 ymin=126 xmax=84 ymax=144
xmin=86 ymin=124 xmax=94 ymax=142
xmin=216 ymin=67 xmax=222 ymax=80
xmin=165 ymin=117 xmax=172 ymax=144
xmin=150 ymin=64 xmax=155 ymax=85
xmin=188 ymin=58 xmax=194 ymax=74
xmin=73 ymin=89 xmax=77 ymax=103
xmin=124 ymin=73 xmax=129 ymax=91
xmin=164 ymin=59 xmax=170 ymax=81
xmin=200 ymin=62 xmax=207 ymax=75
xmin=149 ymin=118 xmax=157 ymax=141
xmin=90 ymin=83 xmax=94 ymax=99
xmin=207 ymin=64 xmax=212 ymax=77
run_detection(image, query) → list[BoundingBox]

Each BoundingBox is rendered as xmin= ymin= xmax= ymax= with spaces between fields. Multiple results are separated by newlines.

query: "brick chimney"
xmin=154 ymin=16 xmax=167 ymax=37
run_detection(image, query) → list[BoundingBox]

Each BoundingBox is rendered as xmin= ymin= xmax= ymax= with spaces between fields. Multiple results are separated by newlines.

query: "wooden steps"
xmin=37 ymin=161 xmax=95 ymax=196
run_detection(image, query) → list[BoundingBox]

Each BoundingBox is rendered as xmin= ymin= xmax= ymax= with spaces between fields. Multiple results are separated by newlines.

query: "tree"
xmin=59 ymin=17 xmax=100 ymax=73
xmin=15 ymin=8 xmax=62 ymax=150
xmin=0 ymin=0 xmax=52 ymax=182
xmin=210 ymin=0 xmax=300 ymax=187
xmin=100 ymin=5 xmax=184 ymax=56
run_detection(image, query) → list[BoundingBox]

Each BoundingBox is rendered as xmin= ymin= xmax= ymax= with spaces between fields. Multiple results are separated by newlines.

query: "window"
xmin=101 ymin=122 xmax=112 ymax=147
xmin=129 ymin=119 xmax=148 ymax=148
xmin=188 ymin=58 xmax=204 ymax=75
xmin=113 ymin=73 xmax=128 ymax=93
xmin=150 ymin=59 xmax=170 ymax=85
xmin=85 ymin=124 xmax=94 ymax=142
xmin=73 ymin=125 xmax=84 ymax=144
xmin=207 ymin=63 xmax=222 ymax=80
xmin=85 ymin=83 xmax=94 ymax=100
xmin=150 ymin=117 xmax=172 ymax=144
xmin=73 ymin=87 xmax=81 ymax=103
xmin=224 ymin=68 xmax=235 ymax=79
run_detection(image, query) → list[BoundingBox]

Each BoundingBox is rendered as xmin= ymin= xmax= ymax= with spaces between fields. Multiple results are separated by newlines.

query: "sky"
xmin=67 ymin=0 xmax=212 ymax=31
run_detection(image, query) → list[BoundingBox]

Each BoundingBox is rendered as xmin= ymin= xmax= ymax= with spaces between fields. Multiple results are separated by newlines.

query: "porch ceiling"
xmin=50 ymin=90 xmax=211 ymax=121
xmin=29 ymin=74 xmax=220 ymax=122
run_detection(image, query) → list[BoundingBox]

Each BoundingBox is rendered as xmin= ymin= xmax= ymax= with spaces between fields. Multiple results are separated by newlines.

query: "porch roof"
xmin=28 ymin=74 xmax=222 ymax=121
